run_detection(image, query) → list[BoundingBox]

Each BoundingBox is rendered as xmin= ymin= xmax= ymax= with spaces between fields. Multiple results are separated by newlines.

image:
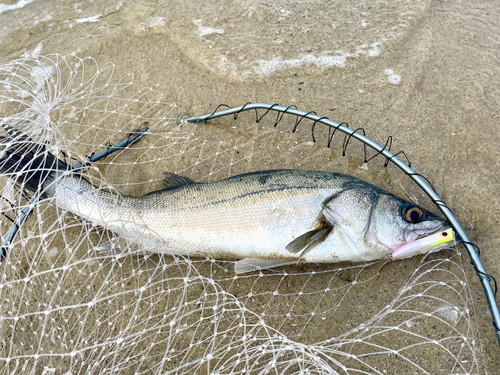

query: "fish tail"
xmin=0 ymin=125 xmax=70 ymax=199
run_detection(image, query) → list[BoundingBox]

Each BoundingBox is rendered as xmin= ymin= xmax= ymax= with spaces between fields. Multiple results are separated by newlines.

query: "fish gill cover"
xmin=0 ymin=55 xmax=481 ymax=374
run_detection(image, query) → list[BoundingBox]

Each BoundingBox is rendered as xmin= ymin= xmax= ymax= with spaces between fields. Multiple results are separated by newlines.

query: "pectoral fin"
xmin=285 ymin=227 xmax=332 ymax=254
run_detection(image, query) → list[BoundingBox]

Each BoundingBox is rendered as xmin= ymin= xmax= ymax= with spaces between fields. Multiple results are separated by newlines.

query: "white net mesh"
xmin=0 ymin=55 xmax=482 ymax=374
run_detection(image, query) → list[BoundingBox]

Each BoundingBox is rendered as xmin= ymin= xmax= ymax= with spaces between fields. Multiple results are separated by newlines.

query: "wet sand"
xmin=1 ymin=0 xmax=499 ymax=372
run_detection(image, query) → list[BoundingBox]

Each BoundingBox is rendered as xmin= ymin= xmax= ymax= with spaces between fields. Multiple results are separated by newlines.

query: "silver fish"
xmin=0 ymin=138 xmax=448 ymax=273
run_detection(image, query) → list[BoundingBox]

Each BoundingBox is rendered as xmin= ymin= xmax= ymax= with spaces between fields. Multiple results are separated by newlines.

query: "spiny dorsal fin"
xmin=285 ymin=227 xmax=332 ymax=257
xmin=162 ymin=172 xmax=197 ymax=189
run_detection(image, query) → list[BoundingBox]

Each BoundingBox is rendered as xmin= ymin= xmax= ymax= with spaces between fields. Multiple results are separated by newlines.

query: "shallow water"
xmin=0 ymin=0 xmax=499 ymax=372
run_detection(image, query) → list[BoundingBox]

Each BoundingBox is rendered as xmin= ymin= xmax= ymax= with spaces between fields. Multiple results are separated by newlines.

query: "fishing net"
xmin=0 ymin=55 xmax=483 ymax=374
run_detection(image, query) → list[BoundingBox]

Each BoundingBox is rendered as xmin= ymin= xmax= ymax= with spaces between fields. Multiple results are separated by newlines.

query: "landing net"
xmin=0 ymin=54 xmax=483 ymax=374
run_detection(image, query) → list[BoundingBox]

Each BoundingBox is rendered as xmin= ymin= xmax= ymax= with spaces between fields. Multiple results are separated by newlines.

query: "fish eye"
xmin=400 ymin=204 xmax=424 ymax=223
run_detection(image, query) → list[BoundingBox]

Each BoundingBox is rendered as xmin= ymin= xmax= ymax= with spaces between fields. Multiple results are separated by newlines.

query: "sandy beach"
xmin=0 ymin=0 xmax=499 ymax=373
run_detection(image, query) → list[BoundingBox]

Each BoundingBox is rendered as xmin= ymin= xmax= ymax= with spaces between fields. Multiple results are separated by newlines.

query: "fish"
xmin=0 ymin=132 xmax=450 ymax=274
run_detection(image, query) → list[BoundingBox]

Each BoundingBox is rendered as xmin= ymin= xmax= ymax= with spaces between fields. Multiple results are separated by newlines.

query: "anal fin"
xmin=94 ymin=236 xmax=128 ymax=253
xmin=95 ymin=240 xmax=123 ymax=253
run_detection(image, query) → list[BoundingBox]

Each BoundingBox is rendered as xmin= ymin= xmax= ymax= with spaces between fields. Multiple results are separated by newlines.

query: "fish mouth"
xmin=391 ymin=224 xmax=453 ymax=260
xmin=405 ymin=225 xmax=444 ymax=243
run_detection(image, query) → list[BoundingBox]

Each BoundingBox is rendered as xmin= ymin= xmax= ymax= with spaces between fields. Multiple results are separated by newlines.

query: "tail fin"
xmin=0 ymin=125 xmax=70 ymax=199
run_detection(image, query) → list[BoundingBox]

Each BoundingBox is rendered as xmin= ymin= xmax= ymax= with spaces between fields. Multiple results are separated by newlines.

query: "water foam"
xmin=193 ymin=19 xmax=224 ymax=37
xmin=385 ymin=69 xmax=402 ymax=85
xmin=0 ymin=0 xmax=36 ymax=15
xmin=173 ymin=0 xmax=431 ymax=77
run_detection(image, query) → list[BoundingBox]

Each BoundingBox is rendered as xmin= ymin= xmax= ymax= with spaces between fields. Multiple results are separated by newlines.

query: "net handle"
xmin=0 ymin=127 xmax=149 ymax=263
xmin=186 ymin=102 xmax=500 ymax=347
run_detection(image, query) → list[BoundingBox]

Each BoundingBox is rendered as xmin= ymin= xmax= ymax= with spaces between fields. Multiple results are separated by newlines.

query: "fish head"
xmin=367 ymin=193 xmax=449 ymax=258
xmin=323 ymin=185 xmax=449 ymax=260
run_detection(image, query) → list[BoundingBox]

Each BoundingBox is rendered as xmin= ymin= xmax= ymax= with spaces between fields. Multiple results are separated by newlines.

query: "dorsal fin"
xmin=162 ymin=172 xmax=197 ymax=189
